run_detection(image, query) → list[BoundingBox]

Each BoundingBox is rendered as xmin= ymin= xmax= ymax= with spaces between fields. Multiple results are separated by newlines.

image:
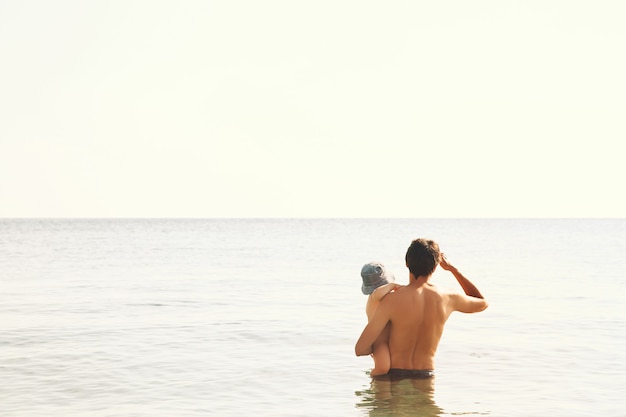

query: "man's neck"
xmin=409 ymin=273 xmax=431 ymax=287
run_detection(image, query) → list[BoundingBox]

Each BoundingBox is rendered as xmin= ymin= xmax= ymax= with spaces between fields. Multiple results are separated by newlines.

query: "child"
xmin=360 ymin=262 xmax=401 ymax=376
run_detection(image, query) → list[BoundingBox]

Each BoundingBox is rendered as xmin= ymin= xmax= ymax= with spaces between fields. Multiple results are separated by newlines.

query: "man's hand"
xmin=439 ymin=253 xmax=454 ymax=271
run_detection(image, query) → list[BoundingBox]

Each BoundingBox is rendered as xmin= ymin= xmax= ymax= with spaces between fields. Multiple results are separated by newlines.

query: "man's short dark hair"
xmin=405 ymin=238 xmax=441 ymax=277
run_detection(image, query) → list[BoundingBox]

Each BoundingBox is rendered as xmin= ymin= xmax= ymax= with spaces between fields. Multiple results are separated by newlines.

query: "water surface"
xmin=1 ymin=219 xmax=624 ymax=416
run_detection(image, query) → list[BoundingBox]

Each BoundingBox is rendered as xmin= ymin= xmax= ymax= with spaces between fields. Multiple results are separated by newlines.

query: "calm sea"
xmin=1 ymin=219 xmax=625 ymax=417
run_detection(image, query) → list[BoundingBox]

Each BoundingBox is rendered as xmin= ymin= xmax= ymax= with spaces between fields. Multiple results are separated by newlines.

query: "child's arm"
xmin=370 ymin=283 xmax=401 ymax=302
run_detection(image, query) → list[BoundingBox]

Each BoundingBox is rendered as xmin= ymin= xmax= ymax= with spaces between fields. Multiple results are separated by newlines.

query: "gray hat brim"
xmin=361 ymin=274 xmax=394 ymax=295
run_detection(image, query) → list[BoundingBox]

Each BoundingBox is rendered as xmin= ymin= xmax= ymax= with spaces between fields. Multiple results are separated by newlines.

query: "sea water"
xmin=1 ymin=219 xmax=625 ymax=416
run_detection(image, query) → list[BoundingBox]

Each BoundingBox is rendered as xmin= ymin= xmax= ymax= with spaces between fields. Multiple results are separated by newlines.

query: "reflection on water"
xmin=355 ymin=375 xmax=443 ymax=417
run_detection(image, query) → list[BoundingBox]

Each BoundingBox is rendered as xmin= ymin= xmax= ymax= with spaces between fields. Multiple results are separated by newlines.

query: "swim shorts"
xmin=378 ymin=368 xmax=435 ymax=379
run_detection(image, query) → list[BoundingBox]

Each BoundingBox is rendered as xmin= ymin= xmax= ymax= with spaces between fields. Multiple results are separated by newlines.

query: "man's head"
xmin=405 ymin=238 xmax=441 ymax=278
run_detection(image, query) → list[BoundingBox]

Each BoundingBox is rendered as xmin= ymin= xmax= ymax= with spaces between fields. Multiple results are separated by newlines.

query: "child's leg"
xmin=370 ymin=325 xmax=391 ymax=376
xmin=370 ymin=339 xmax=391 ymax=376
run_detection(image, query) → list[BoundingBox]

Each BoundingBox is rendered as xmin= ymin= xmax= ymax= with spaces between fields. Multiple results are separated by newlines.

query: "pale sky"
xmin=1 ymin=1 xmax=624 ymax=217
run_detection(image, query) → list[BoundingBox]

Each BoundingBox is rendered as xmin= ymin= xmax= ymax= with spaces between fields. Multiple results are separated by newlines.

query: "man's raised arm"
xmin=440 ymin=254 xmax=488 ymax=312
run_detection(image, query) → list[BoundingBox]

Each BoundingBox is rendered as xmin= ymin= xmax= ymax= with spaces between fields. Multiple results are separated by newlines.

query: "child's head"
xmin=360 ymin=262 xmax=395 ymax=295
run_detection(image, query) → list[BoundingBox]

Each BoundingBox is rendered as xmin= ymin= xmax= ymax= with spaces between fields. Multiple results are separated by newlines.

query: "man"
xmin=355 ymin=238 xmax=488 ymax=378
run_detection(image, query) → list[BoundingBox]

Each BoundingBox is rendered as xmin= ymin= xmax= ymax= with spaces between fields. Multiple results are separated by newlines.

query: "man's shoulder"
xmin=423 ymin=284 xmax=455 ymax=304
xmin=425 ymin=283 xmax=454 ymax=295
xmin=378 ymin=288 xmax=403 ymax=308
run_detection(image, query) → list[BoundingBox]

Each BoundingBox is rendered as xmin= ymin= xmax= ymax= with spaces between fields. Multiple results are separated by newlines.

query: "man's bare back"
xmin=355 ymin=239 xmax=488 ymax=375
xmin=381 ymin=281 xmax=447 ymax=370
